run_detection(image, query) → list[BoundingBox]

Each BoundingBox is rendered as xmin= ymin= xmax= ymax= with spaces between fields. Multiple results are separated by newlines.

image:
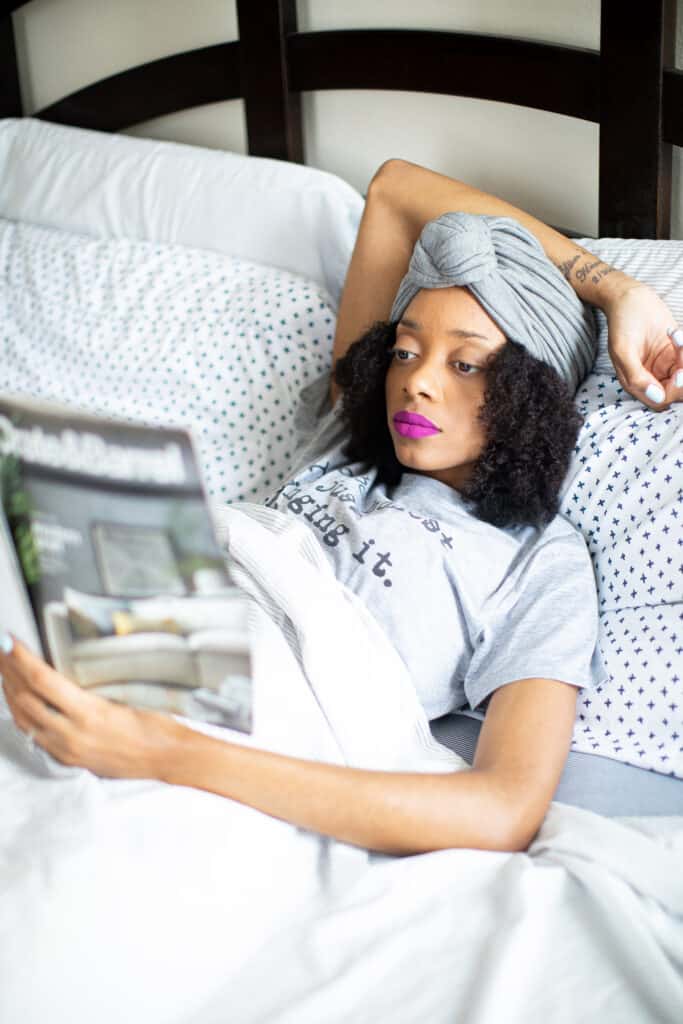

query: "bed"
xmin=0 ymin=2 xmax=682 ymax=1022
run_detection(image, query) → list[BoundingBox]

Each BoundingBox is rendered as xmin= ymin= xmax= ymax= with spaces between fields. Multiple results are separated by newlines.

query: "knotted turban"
xmin=389 ymin=212 xmax=597 ymax=394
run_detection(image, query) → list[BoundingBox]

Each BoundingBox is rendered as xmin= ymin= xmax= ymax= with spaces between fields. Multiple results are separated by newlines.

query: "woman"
xmin=2 ymin=160 xmax=682 ymax=856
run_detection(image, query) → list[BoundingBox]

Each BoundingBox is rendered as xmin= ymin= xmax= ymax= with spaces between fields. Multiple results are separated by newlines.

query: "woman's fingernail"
xmin=668 ymin=327 xmax=683 ymax=348
xmin=645 ymin=384 xmax=665 ymax=404
xmin=0 ymin=632 xmax=14 ymax=655
xmin=676 ymin=370 xmax=683 ymax=389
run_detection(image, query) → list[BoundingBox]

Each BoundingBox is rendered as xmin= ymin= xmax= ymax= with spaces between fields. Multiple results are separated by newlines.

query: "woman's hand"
xmin=0 ymin=635 xmax=181 ymax=778
xmin=601 ymin=278 xmax=683 ymax=410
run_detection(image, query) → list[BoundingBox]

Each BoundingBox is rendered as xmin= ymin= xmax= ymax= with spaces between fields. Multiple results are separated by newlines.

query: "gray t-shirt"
xmin=262 ymin=372 xmax=607 ymax=721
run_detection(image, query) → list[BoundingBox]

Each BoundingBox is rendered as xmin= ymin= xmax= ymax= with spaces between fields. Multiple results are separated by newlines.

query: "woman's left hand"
xmin=603 ymin=279 xmax=683 ymax=410
xmin=0 ymin=636 xmax=180 ymax=778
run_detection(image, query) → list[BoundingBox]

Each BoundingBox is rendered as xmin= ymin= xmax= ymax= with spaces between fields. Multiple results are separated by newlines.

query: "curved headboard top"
xmin=1 ymin=0 xmax=681 ymax=238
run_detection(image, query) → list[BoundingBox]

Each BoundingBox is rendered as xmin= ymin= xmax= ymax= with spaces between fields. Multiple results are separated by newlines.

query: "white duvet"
xmin=1 ymin=505 xmax=681 ymax=1024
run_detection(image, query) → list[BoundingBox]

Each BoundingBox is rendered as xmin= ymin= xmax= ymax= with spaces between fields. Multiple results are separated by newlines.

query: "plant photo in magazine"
xmin=0 ymin=396 xmax=253 ymax=733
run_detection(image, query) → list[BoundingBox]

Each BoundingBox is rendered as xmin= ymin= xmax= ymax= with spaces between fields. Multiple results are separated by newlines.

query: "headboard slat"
xmin=237 ymin=0 xmax=302 ymax=162
xmin=288 ymin=30 xmax=600 ymax=122
xmin=599 ymin=0 xmax=675 ymax=238
xmin=0 ymin=14 xmax=22 ymax=118
xmin=662 ymin=68 xmax=683 ymax=147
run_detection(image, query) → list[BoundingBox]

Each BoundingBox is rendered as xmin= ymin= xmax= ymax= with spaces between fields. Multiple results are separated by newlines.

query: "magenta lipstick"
xmin=393 ymin=411 xmax=440 ymax=438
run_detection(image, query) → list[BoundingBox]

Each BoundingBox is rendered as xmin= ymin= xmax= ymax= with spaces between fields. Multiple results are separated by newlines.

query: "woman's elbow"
xmin=439 ymin=796 xmax=548 ymax=856
xmin=367 ymin=158 xmax=415 ymax=202
xmin=370 ymin=156 xmax=406 ymax=183
xmin=491 ymin=794 xmax=548 ymax=851
xmin=475 ymin=781 xmax=550 ymax=854
xmin=502 ymin=825 xmax=542 ymax=854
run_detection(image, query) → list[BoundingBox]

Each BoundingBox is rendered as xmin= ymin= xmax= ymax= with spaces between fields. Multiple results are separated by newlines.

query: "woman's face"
xmin=385 ymin=286 xmax=506 ymax=490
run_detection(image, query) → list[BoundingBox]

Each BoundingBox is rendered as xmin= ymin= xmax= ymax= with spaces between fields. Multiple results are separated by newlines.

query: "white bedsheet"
xmin=0 ymin=505 xmax=681 ymax=1023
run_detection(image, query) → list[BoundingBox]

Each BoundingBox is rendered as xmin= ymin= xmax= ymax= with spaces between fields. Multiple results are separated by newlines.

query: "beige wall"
xmin=10 ymin=0 xmax=683 ymax=238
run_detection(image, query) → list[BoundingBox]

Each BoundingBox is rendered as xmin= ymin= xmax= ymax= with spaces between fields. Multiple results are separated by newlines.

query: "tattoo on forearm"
xmin=556 ymin=254 xmax=580 ymax=280
xmin=589 ymin=265 xmax=615 ymax=285
xmin=562 ymin=257 xmax=616 ymax=287
xmin=575 ymin=259 xmax=602 ymax=284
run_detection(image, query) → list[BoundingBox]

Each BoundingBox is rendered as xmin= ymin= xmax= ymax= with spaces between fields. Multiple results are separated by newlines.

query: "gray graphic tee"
xmin=262 ymin=372 xmax=607 ymax=721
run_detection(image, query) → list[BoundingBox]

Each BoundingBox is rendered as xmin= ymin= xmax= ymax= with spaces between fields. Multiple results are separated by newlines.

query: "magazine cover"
xmin=0 ymin=396 xmax=253 ymax=733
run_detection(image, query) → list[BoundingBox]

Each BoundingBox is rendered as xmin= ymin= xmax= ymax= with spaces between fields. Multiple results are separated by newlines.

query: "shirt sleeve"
xmin=294 ymin=369 xmax=333 ymax=438
xmin=290 ymin=368 xmax=347 ymax=468
xmin=463 ymin=526 xmax=608 ymax=714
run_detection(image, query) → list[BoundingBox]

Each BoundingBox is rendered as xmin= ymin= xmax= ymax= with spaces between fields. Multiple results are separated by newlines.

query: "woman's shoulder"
xmin=489 ymin=513 xmax=594 ymax=607
xmin=540 ymin=510 xmax=591 ymax=550
xmin=495 ymin=506 xmax=589 ymax=560
xmin=520 ymin=511 xmax=595 ymax=587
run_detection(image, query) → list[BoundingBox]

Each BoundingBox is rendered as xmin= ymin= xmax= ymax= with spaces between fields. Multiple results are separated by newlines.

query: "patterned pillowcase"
xmin=560 ymin=238 xmax=682 ymax=777
xmin=0 ymin=218 xmax=335 ymax=505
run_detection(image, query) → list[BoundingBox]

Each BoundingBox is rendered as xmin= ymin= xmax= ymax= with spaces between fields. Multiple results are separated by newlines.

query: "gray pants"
xmin=431 ymin=713 xmax=683 ymax=817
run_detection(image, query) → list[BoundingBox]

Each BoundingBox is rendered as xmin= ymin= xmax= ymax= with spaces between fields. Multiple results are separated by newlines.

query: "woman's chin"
xmin=393 ymin=447 xmax=423 ymax=470
xmin=394 ymin=441 xmax=439 ymax=467
xmin=394 ymin=454 xmax=471 ymax=491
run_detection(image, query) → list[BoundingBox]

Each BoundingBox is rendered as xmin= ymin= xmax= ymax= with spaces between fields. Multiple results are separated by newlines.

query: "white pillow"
xmin=0 ymin=117 xmax=364 ymax=308
xmin=560 ymin=237 xmax=683 ymax=778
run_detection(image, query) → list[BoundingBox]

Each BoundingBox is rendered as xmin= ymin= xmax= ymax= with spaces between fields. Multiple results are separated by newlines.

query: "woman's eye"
xmin=389 ymin=350 xmax=479 ymax=374
xmin=390 ymin=349 xmax=414 ymax=361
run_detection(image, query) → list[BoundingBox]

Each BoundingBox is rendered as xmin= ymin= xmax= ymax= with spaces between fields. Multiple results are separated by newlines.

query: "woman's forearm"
xmin=0 ymin=634 xmax=540 ymax=858
xmin=376 ymin=159 xmax=626 ymax=305
xmin=157 ymin=726 xmax=524 ymax=856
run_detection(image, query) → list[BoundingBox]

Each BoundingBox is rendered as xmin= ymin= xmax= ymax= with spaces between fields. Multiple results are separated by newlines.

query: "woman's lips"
xmin=393 ymin=412 xmax=440 ymax=438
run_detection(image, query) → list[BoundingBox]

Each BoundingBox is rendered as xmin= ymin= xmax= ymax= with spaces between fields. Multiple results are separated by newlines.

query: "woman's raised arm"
xmin=332 ymin=159 xmax=683 ymax=410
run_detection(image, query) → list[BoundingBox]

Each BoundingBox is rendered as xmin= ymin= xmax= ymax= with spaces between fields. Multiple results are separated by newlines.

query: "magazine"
xmin=0 ymin=395 xmax=253 ymax=733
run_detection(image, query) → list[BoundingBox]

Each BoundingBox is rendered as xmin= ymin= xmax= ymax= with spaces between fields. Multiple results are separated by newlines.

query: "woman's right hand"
xmin=0 ymin=634 xmax=180 ymax=779
xmin=601 ymin=277 xmax=683 ymax=410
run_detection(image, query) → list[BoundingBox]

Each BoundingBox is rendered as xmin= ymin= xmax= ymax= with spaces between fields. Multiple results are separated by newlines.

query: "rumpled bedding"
xmin=1 ymin=504 xmax=681 ymax=1024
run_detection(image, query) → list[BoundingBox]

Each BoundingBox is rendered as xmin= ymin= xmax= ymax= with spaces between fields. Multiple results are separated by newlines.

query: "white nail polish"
xmin=0 ymin=632 xmax=14 ymax=655
xmin=668 ymin=327 xmax=683 ymax=348
xmin=675 ymin=370 xmax=683 ymax=389
xmin=645 ymin=384 xmax=665 ymax=404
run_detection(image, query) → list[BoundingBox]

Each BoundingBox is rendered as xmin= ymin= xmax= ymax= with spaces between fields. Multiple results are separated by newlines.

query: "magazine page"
xmin=0 ymin=396 xmax=252 ymax=733
xmin=0 ymin=509 xmax=43 ymax=655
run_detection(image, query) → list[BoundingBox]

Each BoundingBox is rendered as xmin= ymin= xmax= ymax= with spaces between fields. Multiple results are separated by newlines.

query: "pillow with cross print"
xmin=559 ymin=236 xmax=682 ymax=777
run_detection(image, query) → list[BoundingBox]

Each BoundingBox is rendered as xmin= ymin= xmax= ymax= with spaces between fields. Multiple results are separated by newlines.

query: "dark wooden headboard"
xmin=1 ymin=0 xmax=681 ymax=238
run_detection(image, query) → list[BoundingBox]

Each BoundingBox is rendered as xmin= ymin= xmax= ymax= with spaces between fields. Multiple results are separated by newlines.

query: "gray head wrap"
xmin=389 ymin=212 xmax=597 ymax=394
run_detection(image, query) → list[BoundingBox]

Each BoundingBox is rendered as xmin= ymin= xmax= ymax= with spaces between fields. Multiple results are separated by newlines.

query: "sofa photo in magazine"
xmin=0 ymin=395 xmax=253 ymax=733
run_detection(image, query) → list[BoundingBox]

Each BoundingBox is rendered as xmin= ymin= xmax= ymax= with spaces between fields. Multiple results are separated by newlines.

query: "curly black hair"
xmin=332 ymin=320 xmax=583 ymax=529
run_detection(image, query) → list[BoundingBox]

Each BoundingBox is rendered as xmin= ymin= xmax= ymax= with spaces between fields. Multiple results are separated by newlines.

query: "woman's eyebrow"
xmin=398 ymin=317 xmax=491 ymax=343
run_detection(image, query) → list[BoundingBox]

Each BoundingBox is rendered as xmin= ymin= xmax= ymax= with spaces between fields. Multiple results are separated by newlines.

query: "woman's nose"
xmin=402 ymin=361 xmax=443 ymax=399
